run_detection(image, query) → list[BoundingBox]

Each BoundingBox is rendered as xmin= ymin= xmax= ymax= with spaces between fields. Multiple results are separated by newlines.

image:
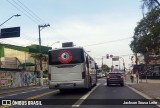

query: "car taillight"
xmin=82 ymin=71 xmax=86 ymax=79
xmin=107 ymin=76 xmax=111 ymax=78
xmin=48 ymin=73 xmax=51 ymax=80
xmin=120 ymin=76 xmax=124 ymax=79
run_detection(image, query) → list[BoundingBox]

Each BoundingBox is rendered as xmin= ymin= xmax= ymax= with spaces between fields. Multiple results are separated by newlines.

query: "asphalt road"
xmin=0 ymin=78 xmax=159 ymax=108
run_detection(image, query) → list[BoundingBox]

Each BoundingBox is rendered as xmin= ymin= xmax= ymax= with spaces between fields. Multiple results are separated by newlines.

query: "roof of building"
xmin=0 ymin=43 xmax=52 ymax=54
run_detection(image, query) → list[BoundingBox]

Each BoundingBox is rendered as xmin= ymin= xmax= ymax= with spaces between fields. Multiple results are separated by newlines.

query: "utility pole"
xmin=102 ymin=57 xmax=103 ymax=69
xmin=101 ymin=56 xmax=106 ymax=71
xmin=38 ymin=24 xmax=50 ymax=86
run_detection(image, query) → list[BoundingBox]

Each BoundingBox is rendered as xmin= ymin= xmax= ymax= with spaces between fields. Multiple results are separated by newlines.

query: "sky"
xmin=0 ymin=0 xmax=143 ymax=69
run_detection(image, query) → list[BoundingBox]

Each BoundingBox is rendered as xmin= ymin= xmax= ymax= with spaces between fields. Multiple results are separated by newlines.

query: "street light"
xmin=101 ymin=56 xmax=106 ymax=70
xmin=50 ymin=41 xmax=60 ymax=47
xmin=0 ymin=14 xmax=21 ymax=27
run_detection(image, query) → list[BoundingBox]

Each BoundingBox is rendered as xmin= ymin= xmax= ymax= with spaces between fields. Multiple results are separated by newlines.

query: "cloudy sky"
xmin=0 ymin=0 xmax=143 ymax=68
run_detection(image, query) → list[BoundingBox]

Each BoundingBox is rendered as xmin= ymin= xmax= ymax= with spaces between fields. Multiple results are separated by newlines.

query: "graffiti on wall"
xmin=0 ymin=72 xmax=6 ymax=87
xmin=0 ymin=72 xmax=13 ymax=88
xmin=0 ymin=71 xmax=36 ymax=88
xmin=20 ymin=72 xmax=36 ymax=86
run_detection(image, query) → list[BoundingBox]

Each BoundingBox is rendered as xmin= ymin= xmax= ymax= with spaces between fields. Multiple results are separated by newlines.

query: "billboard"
xmin=0 ymin=27 xmax=20 ymax=39
xmin=62 ymin=42 xmax=73 ymax=47
xmin=146 ymin=54 xmax=160 ymax=65
xmin=112 ymin=57 xmax=119 ymax=61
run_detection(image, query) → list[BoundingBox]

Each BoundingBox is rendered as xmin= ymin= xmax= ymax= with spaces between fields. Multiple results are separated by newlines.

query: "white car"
xmin=97 ymin=73 xmax=103 ymax=78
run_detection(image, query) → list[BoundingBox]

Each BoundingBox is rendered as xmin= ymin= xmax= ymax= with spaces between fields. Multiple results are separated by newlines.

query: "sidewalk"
xmin=125 ymin=74 xmax=160 ymax=100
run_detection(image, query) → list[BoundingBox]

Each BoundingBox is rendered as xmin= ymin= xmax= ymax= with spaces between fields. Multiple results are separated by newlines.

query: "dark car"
xmin=106 ymin=72 xmax=124 ymax=86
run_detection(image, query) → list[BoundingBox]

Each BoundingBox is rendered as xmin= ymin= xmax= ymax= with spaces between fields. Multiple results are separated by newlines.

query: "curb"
xmin=125 ymin=83 xmax=160 ymax=108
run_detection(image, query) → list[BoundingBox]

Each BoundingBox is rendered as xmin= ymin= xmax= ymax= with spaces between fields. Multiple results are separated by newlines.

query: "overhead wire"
xmin=10 ymin=0 xmax=41 ymax=42
xmin=11 ymin=0 xmax=60 ymax=45
xmin=5 ymin=0 xmax=47 ymax=46
xmin=83 ymin=36 xmax=133 ymax=58
xmin=6 ymin=0 xmax=39 ymax=24
xmin=5 ymin=0 xmax=72 ymax=47
xmin=6 ymin=0 xmax=62 ymax=47
xmin=83 ymin=37 xmax=132 ymax=47
xmin=16 ymin=0 xmax=45 ymax=23
xmin=82 ymin=37 xmax=133 ymax=66
xmin=5 ymin=0 xmax=39 ymax=45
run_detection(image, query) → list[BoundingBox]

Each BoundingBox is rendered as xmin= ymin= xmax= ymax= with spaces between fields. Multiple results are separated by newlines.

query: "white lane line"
xmin=8 ymin=94 xmax=17 ymax=96
xmin=104 ymin=83 xmax=107 ymax=86
xmin=72 ymin=83 xmax=100 ymax=107
xmin=21 ymin=91 xmax=27 ymax=94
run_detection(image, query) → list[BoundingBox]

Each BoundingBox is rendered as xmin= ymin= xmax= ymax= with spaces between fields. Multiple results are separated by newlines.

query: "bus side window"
xmin=86 ymin=56 xmax=89 ymax=68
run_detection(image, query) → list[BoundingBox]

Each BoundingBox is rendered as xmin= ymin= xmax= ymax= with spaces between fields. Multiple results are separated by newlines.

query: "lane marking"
xmin=72 ymin=83 xmax=100 ymax=107
xmin=26 ymin=89 xmax=59 ymax=99
xmin=1 ymin=87 xmax=48 ymax=98
xmin=21 ymin=91 xmax=27 ymax=94
xmin=1 ymin=89 xmax=59 ymax=108
xmin=8 ymin=94 xmax=17 ymax=96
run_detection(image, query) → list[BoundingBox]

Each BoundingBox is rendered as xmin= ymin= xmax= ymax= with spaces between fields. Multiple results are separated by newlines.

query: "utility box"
xmin=62 ymin=42 xmax=74 ymax=47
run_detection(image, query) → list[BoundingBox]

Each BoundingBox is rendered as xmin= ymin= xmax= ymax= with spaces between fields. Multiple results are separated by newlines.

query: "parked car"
xmin=97 ymin=72 xmax=103 ymax=78
xmin=106 ymin=72 xmax=124 ymax=86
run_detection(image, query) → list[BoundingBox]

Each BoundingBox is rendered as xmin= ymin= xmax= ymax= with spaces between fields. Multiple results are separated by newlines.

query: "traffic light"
xmin=106 ymin=54 xmax=109 ymax=59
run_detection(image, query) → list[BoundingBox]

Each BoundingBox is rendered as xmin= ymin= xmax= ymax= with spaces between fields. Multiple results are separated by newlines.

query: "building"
xmin=0 ymin=43 xmax=52 ymax=72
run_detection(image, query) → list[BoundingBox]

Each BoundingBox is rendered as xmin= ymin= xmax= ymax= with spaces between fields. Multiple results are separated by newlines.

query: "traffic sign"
xmin=112 ymin=56 xmax=119 ymax=61
xmin=0 ymin=27 xmax=20 ymax=38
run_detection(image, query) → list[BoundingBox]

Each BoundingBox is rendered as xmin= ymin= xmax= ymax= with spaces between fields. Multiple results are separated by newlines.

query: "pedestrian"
xmin=130 ymin=74 xmax=134 ymax=83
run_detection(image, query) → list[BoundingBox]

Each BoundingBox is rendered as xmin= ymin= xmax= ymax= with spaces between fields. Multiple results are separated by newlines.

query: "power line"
xmin=16 ymin=0 xmax=45 ymax=23
xmin=6 ymin=0 xmax=39 ymax=24
xmin=5 ymin=0 xmax=48 ymax=46
xmin=6 ymin=0 xmax=61 ymax=47
xmin=83 ymin=37 xmax=132 ymax=47
xmin=11 ymin=0 xmax=40 ymax=23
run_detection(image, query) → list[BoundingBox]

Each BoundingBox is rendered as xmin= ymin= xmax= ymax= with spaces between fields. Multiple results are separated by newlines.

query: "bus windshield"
xmin=48 ymin=48 xmax=84 ymax=65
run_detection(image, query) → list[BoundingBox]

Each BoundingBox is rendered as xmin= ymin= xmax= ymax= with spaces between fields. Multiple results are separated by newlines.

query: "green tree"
xmin=101 ymin=64 xmax=110 ymax=72
xmin=130 ymin=8 xmax=160 ymax=54
xmin=31 ymin=53 xmax=48 ymax=77
xmin=142 ymin=0 xmax=160 ymax=11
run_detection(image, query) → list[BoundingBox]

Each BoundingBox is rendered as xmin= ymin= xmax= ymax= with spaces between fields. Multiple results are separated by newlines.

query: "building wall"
xmin=0 ymin=71 xmax=36 ymax=89
xmin=4 ymin=48 xmax=33 ymax=63
xmin=1 ymin=48 xmax=48 ymax=71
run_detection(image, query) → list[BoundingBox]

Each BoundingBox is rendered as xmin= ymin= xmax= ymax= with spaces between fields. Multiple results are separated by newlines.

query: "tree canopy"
xmin=102 ymin=64 xmax=110 ymax=72
xmin=142 ymin=0 xmax=160 ymax=12
xmin=130 ymin=7 xmax=160 ymax=54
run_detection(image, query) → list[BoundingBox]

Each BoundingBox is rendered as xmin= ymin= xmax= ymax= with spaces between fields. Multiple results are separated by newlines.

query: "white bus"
xmin=48 ymin=47 xmax=97 ymax=91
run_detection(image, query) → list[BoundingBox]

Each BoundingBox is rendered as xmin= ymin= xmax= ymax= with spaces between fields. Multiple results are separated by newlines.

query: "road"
xmin=0 ymin=78 xmax=159 ymax=108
